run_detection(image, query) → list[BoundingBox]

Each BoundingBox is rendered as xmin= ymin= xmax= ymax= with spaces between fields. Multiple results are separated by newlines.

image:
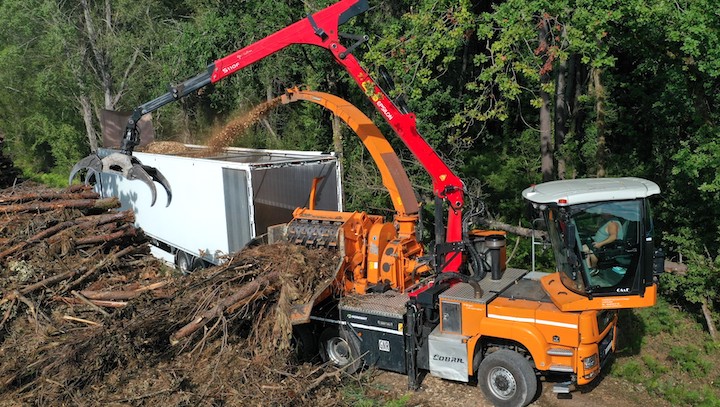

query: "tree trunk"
xmin=592 ymin=68 xmax=607 ymax=177
xmin=332 ymin=114 xmax=344 ymax=207
xmin=565 ymin=54 xmax=579 ymax=178
xmin=332 ymin=114 xmax=343 ymax=158
xmin=554 ymin=28 xmax=569 ymax=180
xmin=702 ymin=298 xmax=717 ymax=340
xmin=262 ymin=84 xmax=280 ymax=145
xmin=79 ymin=93 xmax=98 ymax=151
xmin=538 ymin=22 xmax=554 ymax=182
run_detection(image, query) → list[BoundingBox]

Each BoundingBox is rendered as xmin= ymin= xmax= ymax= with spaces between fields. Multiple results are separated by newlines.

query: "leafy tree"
xmin=0 ymin=0 xmax=84 ymax=174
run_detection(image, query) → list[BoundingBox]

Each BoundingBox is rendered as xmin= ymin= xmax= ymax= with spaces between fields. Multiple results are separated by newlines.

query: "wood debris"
xmin=0 ymin=182 xmax=345 ymax=406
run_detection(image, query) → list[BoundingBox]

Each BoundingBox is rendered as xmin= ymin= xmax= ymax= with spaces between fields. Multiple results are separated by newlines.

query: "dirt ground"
xmin=370 ymin=368 xmax=669 ymax=407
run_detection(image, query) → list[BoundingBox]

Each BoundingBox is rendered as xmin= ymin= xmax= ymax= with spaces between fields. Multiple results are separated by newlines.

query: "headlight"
xmin=583 ymin=354 xmax=599 ymax=369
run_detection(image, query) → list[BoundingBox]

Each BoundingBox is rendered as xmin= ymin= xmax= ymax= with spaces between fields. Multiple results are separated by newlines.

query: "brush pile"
xmin=0 ymin=137 xmax=21 ymax=188
xmin=0 ymin=183 xmax=345 ymax=406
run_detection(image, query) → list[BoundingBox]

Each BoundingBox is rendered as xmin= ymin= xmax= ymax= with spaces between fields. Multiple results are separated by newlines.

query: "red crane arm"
xmin=210 ymin=0 xmax=464 ymax=247
xmin=72 ymin=0 xmax=465 ymax=270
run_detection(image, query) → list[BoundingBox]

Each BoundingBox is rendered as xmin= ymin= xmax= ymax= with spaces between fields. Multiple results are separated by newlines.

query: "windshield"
xmin=545 ymin=200 xmax=643 ymax=296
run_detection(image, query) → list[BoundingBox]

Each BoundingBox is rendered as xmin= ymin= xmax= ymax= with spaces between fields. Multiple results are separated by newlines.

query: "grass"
xmin=340 ymin=381 xmax=412 ymax=407
xmin=612 ymin=297 xmax=720 ymax=406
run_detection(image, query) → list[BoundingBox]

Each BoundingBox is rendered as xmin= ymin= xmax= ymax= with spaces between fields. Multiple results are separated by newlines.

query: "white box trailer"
xmin=96 ymin=145 xmax=342 ymax=271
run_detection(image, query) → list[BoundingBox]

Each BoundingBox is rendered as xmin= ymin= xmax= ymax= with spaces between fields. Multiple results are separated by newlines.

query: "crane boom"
xmin=71 ymin=0 xmax=464 ymax=269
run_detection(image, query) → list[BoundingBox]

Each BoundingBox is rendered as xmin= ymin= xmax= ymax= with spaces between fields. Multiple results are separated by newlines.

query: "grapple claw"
xmin=69 ymin=154 xmax=103 ymax=185
xmin=69 ymin=152 xmax=172 ymax=207
xmin=141 ymin=165 xmax=173 ymax=206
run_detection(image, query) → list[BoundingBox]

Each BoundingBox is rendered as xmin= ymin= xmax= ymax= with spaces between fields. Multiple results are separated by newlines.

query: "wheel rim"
xmin=487 ymin=366 xmax=517 ymax=400
xmin=325 ymin=337 xmax=351 ymax=366
xmin=178 ymin=257 xmax=188 ymax=273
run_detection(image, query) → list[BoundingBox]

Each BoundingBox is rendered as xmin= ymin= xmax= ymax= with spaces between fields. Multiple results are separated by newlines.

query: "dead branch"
xmin=0 ymin=220 xmax=76 ymax=259
xmin=78 ymin=280 xmax=171 ymax=301
xmin=71 ymin=291 xmax=111 ymax=317
xmin=62 ymin=245 xmax=138 ymax=293
xmin=0 ymin=246 xmax=139 ymax=305
xmin=170 ymin=270 xmax=280 ymax=345
xmin=54 ymin=297 xmax=128 ymax=308
xmin=62 ymin=315 xmax=100 ymax=326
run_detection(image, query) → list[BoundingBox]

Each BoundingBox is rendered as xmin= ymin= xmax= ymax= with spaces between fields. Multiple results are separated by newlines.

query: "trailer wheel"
xmin=175 ymin=251 xmax=192 ymax=274
xmin=319 ymin=327 xmax=362 ymax=373
xmin=477 ymin=349 xmax=538 ymax=407
xmin=191 ymin=256 xmax=207 ymax=271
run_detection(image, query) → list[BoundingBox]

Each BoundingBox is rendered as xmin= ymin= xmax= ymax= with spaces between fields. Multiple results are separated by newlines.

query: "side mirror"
xmin=564 ymin=222 xmax=577 ymax=250
xmin=652 ymin=247 xmax=665 ymax=276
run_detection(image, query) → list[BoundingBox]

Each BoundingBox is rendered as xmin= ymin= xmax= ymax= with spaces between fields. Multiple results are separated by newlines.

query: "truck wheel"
xmin=319 ymin=327 xmax=362 ymax=373
xmin=175 ymin=251 xmax=192 ymax=274
xmin=477 ymin=349 xmax=538 ymax=407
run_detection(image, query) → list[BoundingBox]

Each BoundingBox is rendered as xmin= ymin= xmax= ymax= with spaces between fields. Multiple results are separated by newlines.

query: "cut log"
xmin=72 ymin=227 xmax=138 ymax=246
xmin=0 ymin=190 xmax=99 ymax=204
xmin=0 ymin=197 xmax=119 ymax=213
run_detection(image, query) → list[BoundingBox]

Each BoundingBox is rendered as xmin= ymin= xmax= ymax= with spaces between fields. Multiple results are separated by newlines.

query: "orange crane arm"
xmin=281 ymin=88 xmax=419 ymax=218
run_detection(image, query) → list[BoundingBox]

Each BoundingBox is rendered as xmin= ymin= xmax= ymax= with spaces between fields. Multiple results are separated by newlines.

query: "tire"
xmin=477 ymin=349 xmax=538 ymax=407
xmin=318 ymin=327 xmax=362 ymax=373
xmin=191 ymin=256 xmax=207 ymax=271
xmin=175 ymin=251 xmax=192 ymax=274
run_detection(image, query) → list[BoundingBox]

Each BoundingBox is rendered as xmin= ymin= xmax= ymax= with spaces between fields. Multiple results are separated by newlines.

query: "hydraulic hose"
xmin=434 ymin=272 xmax=483 ymax=299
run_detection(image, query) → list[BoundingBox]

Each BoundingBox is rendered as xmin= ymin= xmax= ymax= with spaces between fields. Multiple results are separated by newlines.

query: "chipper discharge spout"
xmin=272 ymin=89 xmax=428 ymax=324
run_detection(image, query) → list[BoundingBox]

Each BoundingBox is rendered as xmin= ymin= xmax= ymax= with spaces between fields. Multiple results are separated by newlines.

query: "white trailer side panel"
xmin=96 ymin=147 xmax=341 ymax=266
xmin=98 ymin=152 xmax=241 ymax=264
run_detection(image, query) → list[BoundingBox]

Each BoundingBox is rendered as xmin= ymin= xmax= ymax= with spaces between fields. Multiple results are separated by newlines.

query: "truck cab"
xmin=523 ymin=177 xmax=664 ymax=311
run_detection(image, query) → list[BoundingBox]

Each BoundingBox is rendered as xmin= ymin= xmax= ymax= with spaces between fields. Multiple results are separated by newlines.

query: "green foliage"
xmin=642 ymin=354 xmax=669 ymax=376
xmin=363 ymin=0 xmax=473 ymax=149
xmin=636 ymin=298 xmax=683 ymax=336
xmin=613 ymin=299 xmax=720 ymax=406
xmin=659 ymin=228 xmax=720 ymax=315
xmin=668 ymin=345 xmax=712 ymax=378
xmin=25 ymin=172 xmax=68 ymax=188
xmin=612 ymin=359 xmax=643 ymax=382
xmin=340 ymin=381 xmax=411 ymax=407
